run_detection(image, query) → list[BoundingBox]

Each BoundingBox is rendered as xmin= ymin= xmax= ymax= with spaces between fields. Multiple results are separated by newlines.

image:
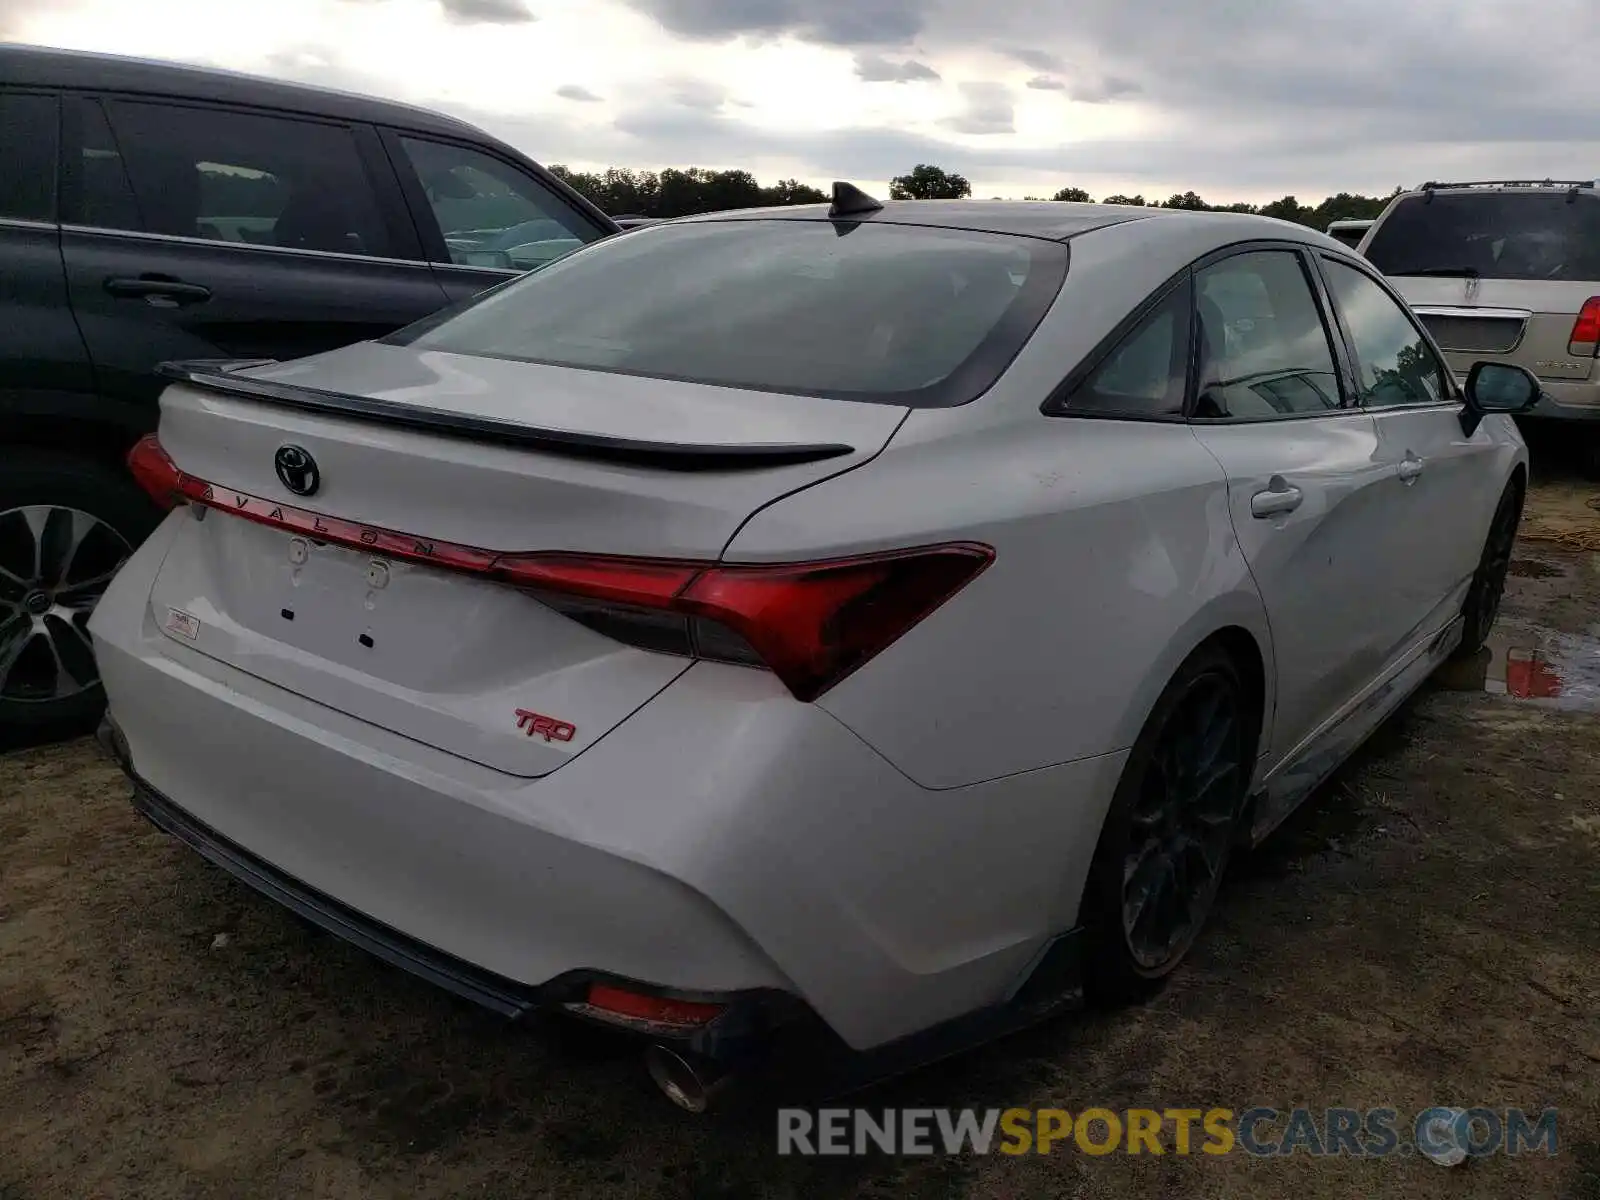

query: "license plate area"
xmin=152 ymin=514 xmax=545 ymax=693
xmin=272 ymin=534 xmax=409 ymax=667
xmin=146 ymin=507 xmax=692 ymax=777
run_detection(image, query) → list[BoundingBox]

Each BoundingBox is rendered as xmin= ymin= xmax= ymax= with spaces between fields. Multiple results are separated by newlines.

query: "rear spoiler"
xmin=156 ymin=359 xmax=855 ymax=471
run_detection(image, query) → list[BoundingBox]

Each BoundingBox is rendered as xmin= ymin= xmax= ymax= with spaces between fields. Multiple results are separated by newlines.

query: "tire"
xmin=0 ymin=450 xmax=163 ymax=742
xmin=1078 ymin=643 xmax=1257 ymax=1007
xmin=1454 ymin=480 xmax=1522 ymax=660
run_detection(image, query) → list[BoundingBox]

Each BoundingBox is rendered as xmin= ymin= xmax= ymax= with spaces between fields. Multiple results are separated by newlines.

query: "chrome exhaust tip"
xmin=645 ymin=1044 xmax=733 ymax=1114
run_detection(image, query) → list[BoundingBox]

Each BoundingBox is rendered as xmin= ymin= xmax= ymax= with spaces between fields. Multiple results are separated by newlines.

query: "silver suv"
xmin=1361 ymin=179 xmax=1600 ymax=467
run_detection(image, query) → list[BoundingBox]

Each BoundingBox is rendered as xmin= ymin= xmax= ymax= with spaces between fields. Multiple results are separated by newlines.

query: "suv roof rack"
xmin=1419 ymin=178 xmax=1595 ymax=190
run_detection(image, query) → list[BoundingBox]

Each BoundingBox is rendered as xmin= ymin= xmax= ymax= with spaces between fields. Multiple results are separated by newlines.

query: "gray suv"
xmin=1361 ymin=179 xmax=1600 ymax=468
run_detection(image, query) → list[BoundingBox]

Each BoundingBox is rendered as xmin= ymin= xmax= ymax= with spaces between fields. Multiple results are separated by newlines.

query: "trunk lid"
xmin=1391 ymin=276 xmax=1599 ymax=382
xmin=147 ymin=342 xmax=907 ymax=777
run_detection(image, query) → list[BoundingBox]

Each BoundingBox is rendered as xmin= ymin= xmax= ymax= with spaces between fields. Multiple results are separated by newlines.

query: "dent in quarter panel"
xmin=727 ymin=415 xmax=1268 ymax=789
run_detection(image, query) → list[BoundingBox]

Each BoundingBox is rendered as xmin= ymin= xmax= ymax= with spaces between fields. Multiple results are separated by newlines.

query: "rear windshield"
xmin=1365 ymin=192 xmax=1600 ymax=281
xmin=388 ymin=219 xmax=1069 ymax=407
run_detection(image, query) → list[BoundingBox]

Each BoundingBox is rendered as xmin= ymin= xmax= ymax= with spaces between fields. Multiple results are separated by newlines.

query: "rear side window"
xmin=1064 ymin=282 xmax=1190 ymax=418
xmin=1192 ymin=251 xmax=1343 ymax=420
xmin=396 ymin=136 xmax=602 ymax=271
xmin=1366 ymin=192 xmax=1600 ymax=281
xmin=0 ymin=92 xmax=58 ymax=222
xmin=72 ymin=99 xmax=393 ymax=257
xmin=389 ymin=220 xmax=1069 ymax=407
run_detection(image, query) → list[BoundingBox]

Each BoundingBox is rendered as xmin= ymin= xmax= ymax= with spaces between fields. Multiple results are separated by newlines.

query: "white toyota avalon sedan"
xmin=90 ymin=186 xmax=1540 ymax=1110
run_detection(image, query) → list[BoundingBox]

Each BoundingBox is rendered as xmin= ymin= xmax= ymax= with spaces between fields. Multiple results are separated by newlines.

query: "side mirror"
xmin=1460 ymin=361 xmax=1542 ymax=435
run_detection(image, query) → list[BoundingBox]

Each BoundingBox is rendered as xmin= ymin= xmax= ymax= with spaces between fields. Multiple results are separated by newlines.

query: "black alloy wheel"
xmin=1080 ymin=643 xmax=1256 ymax=1004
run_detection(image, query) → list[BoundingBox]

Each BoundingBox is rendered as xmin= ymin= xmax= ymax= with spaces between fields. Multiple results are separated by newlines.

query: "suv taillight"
xmin=1568 ymin=297 xmax=1600 ymax=357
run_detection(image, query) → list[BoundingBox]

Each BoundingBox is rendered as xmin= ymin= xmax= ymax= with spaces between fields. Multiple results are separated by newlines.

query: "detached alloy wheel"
xmin=1081 ymin=644 xmax=1255 ymax=1004
xmin=0 ymin=452 xmax=161 ymax=741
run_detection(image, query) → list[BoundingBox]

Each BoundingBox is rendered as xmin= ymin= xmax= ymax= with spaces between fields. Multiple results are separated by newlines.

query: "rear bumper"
xmin=1525 ymin=377 xmax=1600 ymax=422
xmin=103 ymin=713 xmax=534 ymax=1024
xmin=100 ymin=715 xmax=1089 ymax=1093
xmin=101 ymin=719 xmax=792 ymax=1063
xmin=89 ymin=515 xmax=1122 ymax=1053
xmin=105 ymin=715 xmax=542 ymax=1019
xmin=1444 ymin=365 xmax=1600 ymax=421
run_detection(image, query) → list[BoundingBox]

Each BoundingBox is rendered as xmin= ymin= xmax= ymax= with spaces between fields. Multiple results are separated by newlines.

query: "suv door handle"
xmin=104 ymin=275 xmax=213 ymax=305
xmin=1397 ymin=455 xmax=1425 ymax=484
xmin=1250 ymin=478 xmax=1304 ymax=518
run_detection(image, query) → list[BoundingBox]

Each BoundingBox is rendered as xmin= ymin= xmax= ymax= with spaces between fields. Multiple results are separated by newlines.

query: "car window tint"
xmin=1065 ymin=282 xmax=1189 ymax=417
xmin=87 ymin=100 xmax=391 ymax=257
xmin=69 ymin=100 xmax=142 ymax=231
xmin=389 ymin=219 xmax=1067 ymax=407
xmin=1364 ymin=192 xmax=1600 ymax=281
xmin=1322 ymin=259 xmax=1450 ymax=409
xmin=398 ymin=137 xmax=601 ymax=272
xmin=1192 ymin=251 xmax=1343 ymax=421
xmin=0 ymin=93 xmax=58 ymax=222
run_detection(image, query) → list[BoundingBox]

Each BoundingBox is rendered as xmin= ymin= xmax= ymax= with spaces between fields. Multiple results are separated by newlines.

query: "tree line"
xmin=546 ymin=162 xmax=1398 ymax=229
xmin=546 ymin=165 xmax=828 ymax=218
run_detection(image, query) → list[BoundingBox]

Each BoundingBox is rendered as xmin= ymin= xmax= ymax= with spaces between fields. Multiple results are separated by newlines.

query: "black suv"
xmin=0 ymin=44 xmax=617 ymax=737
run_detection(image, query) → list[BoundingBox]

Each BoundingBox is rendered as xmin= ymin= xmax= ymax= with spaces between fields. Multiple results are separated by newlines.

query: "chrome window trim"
xmin=1410 ymin=305 xmax=1533 ymax=321
xmin=57 ymin=221 xmax=432 ymax=269
xmin=430 ymin=260 xmax=522 ymax=278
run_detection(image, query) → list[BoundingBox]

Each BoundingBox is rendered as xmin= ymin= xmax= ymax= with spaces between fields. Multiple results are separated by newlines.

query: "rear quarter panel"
xmin=726 ymin=413 xmax=1272 ymax=790
xmin=723 ymin=217 xmax=1297 ymax=791
xmin=724 ymin=216 xmax=1297 ymax=791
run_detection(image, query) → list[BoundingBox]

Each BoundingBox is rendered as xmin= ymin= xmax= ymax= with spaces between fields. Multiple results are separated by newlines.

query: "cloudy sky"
xmin=5 ymin=0 xmax=1598 ymax=204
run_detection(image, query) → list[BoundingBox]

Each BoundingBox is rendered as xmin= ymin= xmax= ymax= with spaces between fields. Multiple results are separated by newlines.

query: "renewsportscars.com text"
xmin=776 ymin=1106 xmax=1559 ymax=1158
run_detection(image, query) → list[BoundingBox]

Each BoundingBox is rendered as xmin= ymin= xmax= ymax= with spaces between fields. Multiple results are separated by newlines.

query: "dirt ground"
xmin=3 ymin=470 xmax=1599 ymax=1199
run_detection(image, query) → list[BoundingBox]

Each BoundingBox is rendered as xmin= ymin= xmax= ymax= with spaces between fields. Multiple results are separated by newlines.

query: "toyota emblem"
xmin=274 ymin=445 xmax=320 ymax=497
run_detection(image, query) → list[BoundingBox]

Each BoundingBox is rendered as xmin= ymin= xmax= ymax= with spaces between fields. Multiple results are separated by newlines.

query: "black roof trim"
xmin=0 ymin=42 xmax=479 ymax=136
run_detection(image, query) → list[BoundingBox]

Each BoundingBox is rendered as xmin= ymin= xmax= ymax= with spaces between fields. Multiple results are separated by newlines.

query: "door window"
xmin=1321 ymin=259 xmax=1451 ymax=409
xmin=68 ymin=100 xmax=141 ymax=231
xmin=0 ymin=93 xmax=58 ymax=222
xmin=70 ymin=98 xmax=393 ymax=257
xmin=1063 ymin=281 xmax=1190 ymax=417
xmin=1192 ymin=251 xmax=1344 ymax=420
xmin=397 ymin=136 xmax=601 ymax=272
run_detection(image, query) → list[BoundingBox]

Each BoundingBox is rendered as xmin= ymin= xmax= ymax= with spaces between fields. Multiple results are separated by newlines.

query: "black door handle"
xmin=104 ymin=275 xmax=212 ymax=305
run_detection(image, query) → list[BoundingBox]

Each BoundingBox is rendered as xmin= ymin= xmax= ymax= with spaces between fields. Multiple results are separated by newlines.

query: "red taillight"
xmin=172 ymin=472 xmax=994 ymax=701
xmin=682 ymin=548 xmax=992 ymax=700
xmin=1569 ymin=297 xmax=1600 ymax=356
xmin=127 ymin=434 xmax=184 ymax=509
xmin=502 ymin=544 xmax=993 ymax=700
xmin=581 ymin=983 xmax=724 ymax=1029
xmin=497 ymin=554 xmax=699 ymax=608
